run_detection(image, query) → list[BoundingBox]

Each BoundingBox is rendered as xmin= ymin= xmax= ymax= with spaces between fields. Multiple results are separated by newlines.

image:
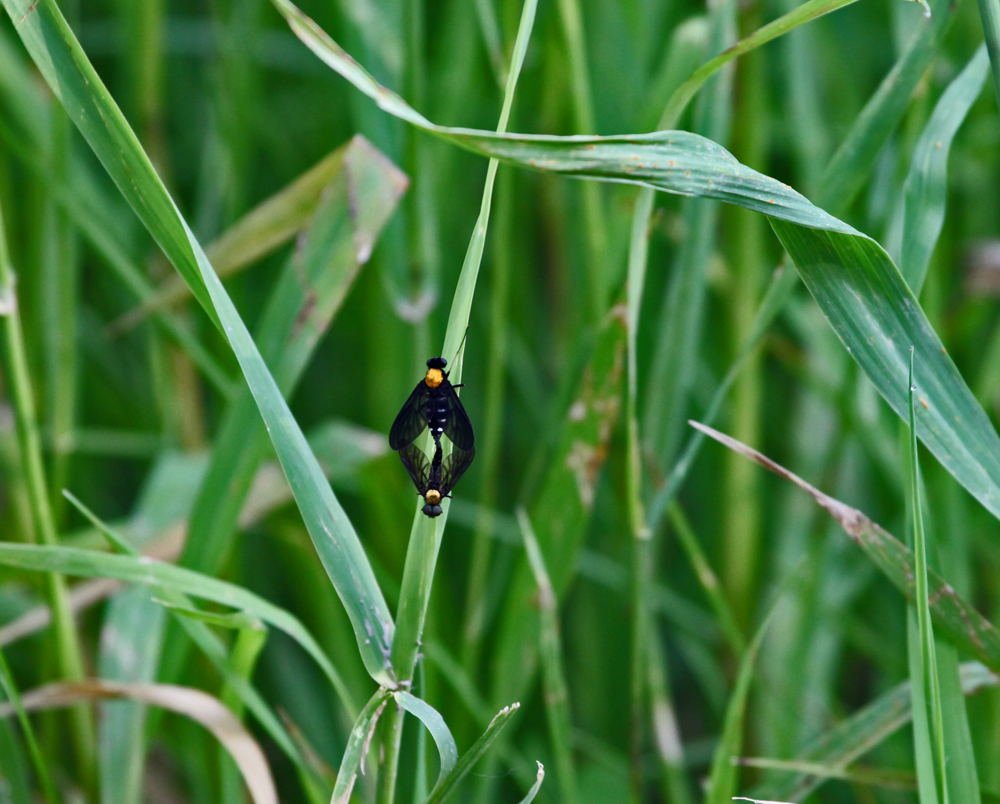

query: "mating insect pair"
xmin=389 ymin=357 xmax=475 ymax=517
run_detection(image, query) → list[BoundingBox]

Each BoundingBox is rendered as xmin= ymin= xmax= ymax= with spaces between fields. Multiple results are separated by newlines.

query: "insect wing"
xmin=398 ymin=442 xmax=432 ymax=493
xmin=440 ymin=446 xmax=476 ymax=495
xmin=389 ymin=382 xmax=430 ymax=450
xmin=441 ymin=382 xmax=475 ymax=450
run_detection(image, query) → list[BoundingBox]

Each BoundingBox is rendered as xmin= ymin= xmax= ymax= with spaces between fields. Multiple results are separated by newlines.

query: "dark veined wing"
xmin=441 ymin=382 xmax=475 ymax=450
xmin=389 ymin=382 xmax=430 ymax=450
xmin=439 ymin=446 xmax=476 ymax=495
xmin=398 ymin=443 xmax=433 ymax=493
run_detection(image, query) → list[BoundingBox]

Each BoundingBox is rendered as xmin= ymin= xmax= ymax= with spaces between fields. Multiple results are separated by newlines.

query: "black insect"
xmin=398 ymin=441 xmax=476 ymax=518
xmin=389 ymin=357 xmax=474 ymax=452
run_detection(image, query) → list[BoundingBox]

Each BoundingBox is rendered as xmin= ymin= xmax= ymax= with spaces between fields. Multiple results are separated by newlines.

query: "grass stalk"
xmin=555 ymin=0 xmax=608 ymax=319
xmin=0 ymin=195 xmax=95 ymax=789
xmin=626 ymin=187 xmax=653 ymax=801
xmin=906 ymin=348 xmax=950 ymax=804
xmin=0 ymin=646 xmax=58 ymax=804
xmin=378 ymin=3 xmax=537 ymax=802
xmin=974 ymin=0 xmax=1000 ymax=110
xmin=461 ymin=166 xmax=513 ymax=675
xmin=518 ymin=508 xmax=578 ymax=804
xmin=722 ymin=22 xmax=767 ymax=628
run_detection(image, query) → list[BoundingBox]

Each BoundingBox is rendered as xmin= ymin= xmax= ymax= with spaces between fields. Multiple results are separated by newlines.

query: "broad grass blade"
xmin=393 ymin=692 xmax=459 ymax=788
xmin=1 ymin=0 xmax=396 ymax=684
xmin=771 ymin=222 xmax=1000 ymax=527
xmin=689 ymin=422 xmax=1000 ymax=674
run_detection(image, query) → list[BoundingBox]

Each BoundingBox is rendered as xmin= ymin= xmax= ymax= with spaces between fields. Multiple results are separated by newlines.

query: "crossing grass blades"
xmin=390 ymin=356 xmax=476 ymax=515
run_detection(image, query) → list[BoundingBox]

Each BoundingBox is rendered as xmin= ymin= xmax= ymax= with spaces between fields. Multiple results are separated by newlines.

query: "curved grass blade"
xmin=331 ymin=689 xmax=391 ymax=804
xmin=425 ymin=703 xmax=521 ymax=804
xmin=900 ymin=45 xmax=989 ymax=289
xmin=517 ymin=762 xmax=546 ymax=804
xmin=0 ymin=680 xmax=277 ymax=804
xmin=1 ymin=0 xmax=396 ymax=684
xmin=393 ymin=692 xmax=458 ymax=789
xmin=690 ymin=421 xmax=1000 ymax=673
xmin=0 ymin=543 xmax=355 ymax=714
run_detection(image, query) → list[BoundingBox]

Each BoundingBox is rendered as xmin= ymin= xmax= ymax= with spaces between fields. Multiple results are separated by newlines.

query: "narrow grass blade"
xmin=907 ymin=349 xmax=950 ymax=804
xmin=97 ymin=585 xmax=166 ymax=804
xmin=517 ymin=762 xmax=545 ymax=804
xmin=658 ymin=0 xmax=861 ymax=130
xmin=0 ymin=543 xmax=355 ymax=714
xmin=331 ymin=689 xmax=391 ymax=804
xmin=425 ymin=703 xmax=521 ymax=804
xmin=380 ymin=1 xmax=537 ymax=800
xmin=900 ymin=46 xmax=989 ymax=289
xmin=974 ymin=0 xmax=1000 ymax=108
xmin=518 ymin=508 xmax=579 ymax=804
xmin=817 ymin=0 xmax=952 ymax=210
xmin=749 ymin=662 xmax=998 ymax=801
xmin=0 ymin=648 xmax=58 ymax=804
xmin=1 ymin=680 xmax=278 ymax=804
xmin=1 ymin=0 xmax=396 ymax=683
xmin=393 ymin=692 xmax=458 ymax=788
xmin=704 ymin=597 xmax=780 ymax=804
xmin=689 ymin=422 xmax=1000 ymax=673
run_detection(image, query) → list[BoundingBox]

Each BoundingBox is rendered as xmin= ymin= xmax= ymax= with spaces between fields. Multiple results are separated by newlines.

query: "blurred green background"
xmin=1 ymin=0 xmax=1000 ymax=801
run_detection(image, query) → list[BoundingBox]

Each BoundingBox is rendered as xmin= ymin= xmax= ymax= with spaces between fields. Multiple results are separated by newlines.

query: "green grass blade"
xmin=771 ymin=221 xmax=1000 ymax=528
xmin=658 ymin=0 xmax=861 ymax=130
xmin=516 ymin=763 xmax=545 ymax=804
xmin=393 ymin=692 xmax=458 ymax=789
xmin=1 ymin=0 xmax=397 ymax=684
xmin=379 ymin=0 xmax=537 ymax=800
xmin=816 ymin=0 xmax=952 ymax=211
xmin=425 ymin=703 xmax=520 ymax=804
xmin=749 ymin=662 xmax=998 ymax=801
xmin=900 ymin=46 xmax=989 ymax=289
xmin=0 ymin=543 xmax=355 ymax=714
xmin=974 ymin=0 xmax=1000 ymax=108
xmin=690 ymin=422 xmax=1000 ymax=673
xmin=907 ymin=349 xmax=950 ymax=804
xmin=704 ymin=598 xmax=779 ymax=804
xmin=518 ymin=508 xmax=579 ymax=804
xmin=0 ymin=647 xmax=58 ymax=804
xmin=331 ymin=689 xmax=391 ymax=804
